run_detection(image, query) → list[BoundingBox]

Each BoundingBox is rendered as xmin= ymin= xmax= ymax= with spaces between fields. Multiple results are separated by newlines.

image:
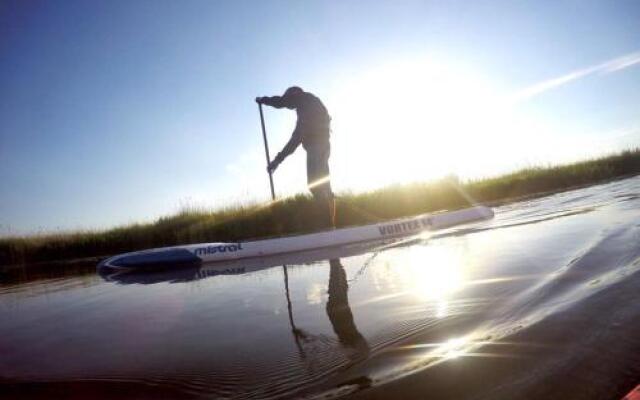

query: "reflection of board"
xmin=98 ymin=205 xmax=493 ymax=270
xmin=622 ymin=385 xmax=640 ymax=400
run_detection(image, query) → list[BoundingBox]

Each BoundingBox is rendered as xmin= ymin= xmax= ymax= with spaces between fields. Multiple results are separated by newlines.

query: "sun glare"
xmin=329 ymin=57 xmax=506 ymax=191
xmin=371 ymin=242 xmax=469 ymax=319
xmin=440 ymin=337 xmax=469 ymax=359
xmin=401 ymin=244 xmax=467 ymax=302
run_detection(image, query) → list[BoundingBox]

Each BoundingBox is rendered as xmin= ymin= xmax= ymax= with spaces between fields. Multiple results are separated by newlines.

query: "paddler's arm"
xmin=256 ymin=96 xmax=292 ymax=109
xmin=269 ymin=127 xmax=302 ymax=172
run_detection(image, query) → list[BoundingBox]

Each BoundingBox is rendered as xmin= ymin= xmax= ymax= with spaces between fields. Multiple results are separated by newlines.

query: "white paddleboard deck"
xmin=98 ymin=205 xmax=493 ymax=270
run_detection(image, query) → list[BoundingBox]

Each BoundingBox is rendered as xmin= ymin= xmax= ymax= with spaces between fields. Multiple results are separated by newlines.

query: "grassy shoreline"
xmin=1 ymin=149 xmax=639 ymax=269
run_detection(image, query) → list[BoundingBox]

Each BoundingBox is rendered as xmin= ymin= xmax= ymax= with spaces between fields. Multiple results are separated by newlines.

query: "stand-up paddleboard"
xmin=99 ymin=240 xmax=387 ymax=284
xmin=98 ymin=205 xmax=493 ymax=270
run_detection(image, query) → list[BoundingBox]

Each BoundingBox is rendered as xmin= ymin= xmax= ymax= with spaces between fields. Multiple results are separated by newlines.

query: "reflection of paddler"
xmin=326 ymin=259 xmax=369 ymax=352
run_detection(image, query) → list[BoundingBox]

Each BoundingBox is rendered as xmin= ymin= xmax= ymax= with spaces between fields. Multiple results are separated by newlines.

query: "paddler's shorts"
xmin=306 ymin=144 xmax=333 ymax=200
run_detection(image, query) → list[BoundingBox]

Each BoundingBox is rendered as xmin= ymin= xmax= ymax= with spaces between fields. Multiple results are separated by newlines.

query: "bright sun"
xmin=328 ymin=57 xmax=509 ymax=191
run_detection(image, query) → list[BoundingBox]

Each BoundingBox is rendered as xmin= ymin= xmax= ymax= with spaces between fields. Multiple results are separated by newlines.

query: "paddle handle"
xmin=258 ymin=102 xmax=276 ymax=200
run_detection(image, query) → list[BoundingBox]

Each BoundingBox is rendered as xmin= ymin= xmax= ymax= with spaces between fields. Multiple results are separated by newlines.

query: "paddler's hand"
xmin=255 ymin=96 xmax=266 ymax=104
xmin=267 ymin=158 xmax=281 ymax=173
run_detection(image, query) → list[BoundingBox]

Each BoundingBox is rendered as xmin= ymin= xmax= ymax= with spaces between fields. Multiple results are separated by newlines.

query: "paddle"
xmin=258 ymin=100 xmax=307 ymax=356
xmin=258 ymin=102 xmax=276 ymax=200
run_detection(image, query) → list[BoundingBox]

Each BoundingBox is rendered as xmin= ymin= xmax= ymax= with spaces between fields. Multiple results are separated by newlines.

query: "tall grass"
xmin=1 ymin=149 xmax=639 ymax=267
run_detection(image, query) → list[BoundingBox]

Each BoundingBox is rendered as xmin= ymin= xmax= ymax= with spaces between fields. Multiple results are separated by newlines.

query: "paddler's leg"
xmin=307 ymin=146 xmax=335 ymax=229
xmin=313 ymin=190 xmax=335 ymax=229
xmin=309 ymin=180 xmax=335 ymax=229
xmin=329 ymin=194 xmax=336 ymax=227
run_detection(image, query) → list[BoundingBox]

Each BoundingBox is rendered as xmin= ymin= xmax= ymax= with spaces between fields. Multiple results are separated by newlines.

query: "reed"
xmin=1 ymin=149 xmax=639 ymax=267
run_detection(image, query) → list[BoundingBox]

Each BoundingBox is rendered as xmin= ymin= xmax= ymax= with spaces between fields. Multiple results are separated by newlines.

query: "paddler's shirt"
xmin=262 ymin=91 xmax=331 ymax=159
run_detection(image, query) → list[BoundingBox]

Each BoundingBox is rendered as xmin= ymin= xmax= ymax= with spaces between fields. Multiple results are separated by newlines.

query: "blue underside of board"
xmin=107 ymin=248 xmax=201 ymax=268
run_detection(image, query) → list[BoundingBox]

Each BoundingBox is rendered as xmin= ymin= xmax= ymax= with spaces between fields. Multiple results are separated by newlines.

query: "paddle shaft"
xmin=258 ymin=103 xmax=276 ymax=200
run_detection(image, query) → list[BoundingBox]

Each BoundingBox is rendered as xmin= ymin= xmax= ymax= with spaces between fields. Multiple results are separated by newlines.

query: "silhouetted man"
xmin=256 ymin=86 xmax=335 ymax=228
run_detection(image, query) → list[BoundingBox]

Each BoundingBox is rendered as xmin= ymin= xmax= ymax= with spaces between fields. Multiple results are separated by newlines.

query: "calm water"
xmin=2 ymin=177 xmax=640 ymax=400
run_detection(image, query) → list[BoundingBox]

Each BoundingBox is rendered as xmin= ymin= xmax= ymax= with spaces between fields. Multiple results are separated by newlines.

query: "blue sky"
xmin=1 ymin=0 xmax=639 ymax=235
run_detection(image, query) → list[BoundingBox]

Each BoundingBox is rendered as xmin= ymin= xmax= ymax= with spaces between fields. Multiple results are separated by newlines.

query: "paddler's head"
xmin=282 ymin=86 xmax=303 ymax=109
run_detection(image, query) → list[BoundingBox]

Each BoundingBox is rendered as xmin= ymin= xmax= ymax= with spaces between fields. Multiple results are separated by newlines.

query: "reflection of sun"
xmin=440 ymin=337 xmax=468 ymax=359
xmin=400 ymin=244 xmax=466 ymax=302
xmin=329 ymin=57 xmax=508 ymax=191
xmin=370 ymin=242 xmax=469 ymax=317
